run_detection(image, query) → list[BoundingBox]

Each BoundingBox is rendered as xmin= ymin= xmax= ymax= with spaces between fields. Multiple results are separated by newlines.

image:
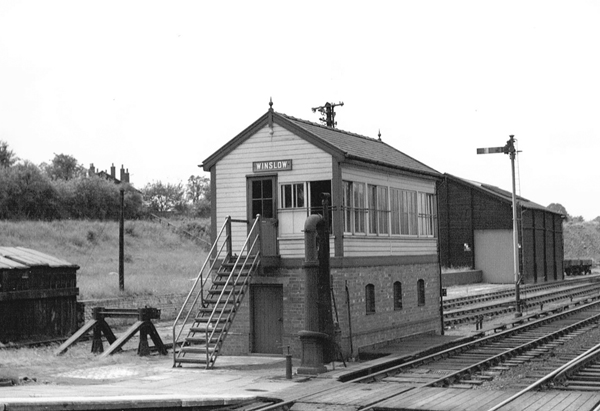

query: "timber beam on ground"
xmin=54 ymin=306 xmax=168 ymax=357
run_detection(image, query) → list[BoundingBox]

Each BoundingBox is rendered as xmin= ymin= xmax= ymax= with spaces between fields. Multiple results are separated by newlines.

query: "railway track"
xmin=237 ymin=298 xmax=600 ymax=411
xmin=443 ymin=276 xmax=600 ymax=310
xmin=443 ymin=278 xmax=600 ymax=327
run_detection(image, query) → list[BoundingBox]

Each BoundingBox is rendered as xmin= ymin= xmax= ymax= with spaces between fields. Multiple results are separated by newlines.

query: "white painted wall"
xmin=474 ymin=229 xmax=514 ymax=283
xmin=215 ymin=123 xmax=332 ymax=256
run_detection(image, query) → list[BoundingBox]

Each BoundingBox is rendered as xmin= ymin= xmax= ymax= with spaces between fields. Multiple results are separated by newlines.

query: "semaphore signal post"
xmin=477 ymin=135 xmax=522 ymax=317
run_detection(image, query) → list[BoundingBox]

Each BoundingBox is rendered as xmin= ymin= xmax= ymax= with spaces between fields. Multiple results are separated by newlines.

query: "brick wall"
xmin=222 ymin=262 xmax=442 ymax=359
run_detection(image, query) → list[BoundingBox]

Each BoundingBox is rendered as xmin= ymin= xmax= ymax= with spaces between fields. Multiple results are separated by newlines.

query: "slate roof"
xmin=202 ymin=109 xmax=440 ymax=178
xmin=0 ymin=247 xmax=79 ymax=270
xmin=446 ymin=174 xmax=560 ymax=214
xmin=279 ymin=113 xmax=440 ymax=176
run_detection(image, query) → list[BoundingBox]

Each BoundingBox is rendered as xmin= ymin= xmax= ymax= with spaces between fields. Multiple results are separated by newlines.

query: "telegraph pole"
xmin=312 ymin=102 xmax=344 ymax=128
xmin=119 ymin=188 xmax=125 ymax=291
xmin=477 ymin=135 xmax=521 ymax=316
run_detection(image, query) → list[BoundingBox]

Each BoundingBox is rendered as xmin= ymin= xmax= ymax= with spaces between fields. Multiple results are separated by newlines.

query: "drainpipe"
xmin=436 ymin=182 xmax=444 ymax=335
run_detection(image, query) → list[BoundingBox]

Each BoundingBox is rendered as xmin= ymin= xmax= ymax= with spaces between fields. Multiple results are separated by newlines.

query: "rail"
xmin=202 ymin=217 xmax=261 ymax=366
xmin=486 ymin=340 xmax=600 ymax=411
xmin=171 ymin=216 xmax=256 ymax=366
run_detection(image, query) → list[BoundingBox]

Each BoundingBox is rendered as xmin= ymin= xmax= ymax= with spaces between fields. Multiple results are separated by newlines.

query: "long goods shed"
xmin=0 ymin=246 xmax=80 ymax=343
xmin=438 ymin=173 xmax=564 ymax=285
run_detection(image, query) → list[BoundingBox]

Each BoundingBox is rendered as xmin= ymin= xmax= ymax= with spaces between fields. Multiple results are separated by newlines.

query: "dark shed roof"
xmin=0 ymin=247 xmax=79 ymax=270
xmin=445 ymin=173 xmax=562 ymax=215
xmin=202 ymin=109 xmax=440 ymax=178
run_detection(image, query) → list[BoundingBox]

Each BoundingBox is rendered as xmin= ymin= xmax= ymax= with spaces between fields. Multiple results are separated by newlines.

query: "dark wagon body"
xmin=564 ymin=259 xmax=593 ymax=276
xmin=0 ymin=247 xmax=80 ymax=343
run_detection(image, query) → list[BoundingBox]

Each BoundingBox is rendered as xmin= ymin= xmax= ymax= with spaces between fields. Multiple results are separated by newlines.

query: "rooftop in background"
xmin=89 ymin=163 xmax=131 ymax=184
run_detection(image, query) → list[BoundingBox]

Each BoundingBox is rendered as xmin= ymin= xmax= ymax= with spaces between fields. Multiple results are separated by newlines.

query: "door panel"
xmin=251 ymin=285 xmax=283 ymax=354
xmin=248 ymin=176 xmax=278 ymax=257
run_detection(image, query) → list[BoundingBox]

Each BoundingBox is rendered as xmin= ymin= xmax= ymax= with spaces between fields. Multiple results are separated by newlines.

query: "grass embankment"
xmin=0 ymin=219 xmax=209 ymax=300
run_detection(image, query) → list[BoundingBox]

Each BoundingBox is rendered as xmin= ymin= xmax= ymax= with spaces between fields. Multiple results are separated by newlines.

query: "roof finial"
xmin=269 ymin=97 xmax=273 ymax=111
xmin=378 ymin=129 xmax=382 ymax=141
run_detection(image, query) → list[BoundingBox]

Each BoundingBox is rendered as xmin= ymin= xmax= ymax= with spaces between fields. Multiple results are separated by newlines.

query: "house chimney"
xmin=89 ymin=163 xmax=95 ymax=177
xmin=125 ymin=169 xmax=130 ymax=183
xmin=110 ymin=164 xmax=116 ymax=179
xmin=120 ymin=165 xmax=125 ymax=182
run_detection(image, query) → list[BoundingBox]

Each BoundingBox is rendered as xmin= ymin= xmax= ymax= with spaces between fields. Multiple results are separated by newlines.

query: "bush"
xmin=0 ymin=162 xmax=60 ymax=220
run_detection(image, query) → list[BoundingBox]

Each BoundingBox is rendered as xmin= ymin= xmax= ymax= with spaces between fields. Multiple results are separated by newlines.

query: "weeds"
xmin=0 ymin=219 xmax=207 ymax=300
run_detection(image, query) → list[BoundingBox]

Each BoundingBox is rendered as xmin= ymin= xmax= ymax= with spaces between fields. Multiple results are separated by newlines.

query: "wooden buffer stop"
xmin=55 ymin=306 xmax=168 ymax=358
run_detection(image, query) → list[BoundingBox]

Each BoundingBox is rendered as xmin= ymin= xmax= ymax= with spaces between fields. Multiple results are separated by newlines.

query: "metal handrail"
xmin=172 ymin=215 xmax=261 ymax=368
xmin=172 ymin=216 xmax=231 ymax=366
xmin=203 ymin=216 xmax=261 ymax=366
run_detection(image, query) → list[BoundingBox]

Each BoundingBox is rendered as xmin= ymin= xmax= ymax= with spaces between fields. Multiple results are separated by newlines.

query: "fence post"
xmin=225 ymin=216 xmax=232 ymax=260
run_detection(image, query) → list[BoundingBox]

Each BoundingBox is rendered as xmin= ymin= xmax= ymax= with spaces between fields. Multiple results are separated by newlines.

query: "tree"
xmin=43 ymin=153 xmax=86 ymax=180
xmin=0 ymin=161 xmax=60 ymax=219
xmin=186 ymin=175 xmax=211 ymax=217
xmin=143 ymin=181 xmax=186 ymax=214
xmin=0 ymin=140 xmax=18 ymax=168
xmin=186 ymin=175 xmax=210 ymax=203
xmin=547 ymin=203 xmax=568 ymax=216
xmin=67 ymin=176 xmax=121 ymax=219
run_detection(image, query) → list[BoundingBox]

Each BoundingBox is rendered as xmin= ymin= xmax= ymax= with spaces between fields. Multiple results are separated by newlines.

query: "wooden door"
xmin=248 ymin=176 xmax=278 ymax=257
xmin=251 ymin=285 xmax=283 ymax=354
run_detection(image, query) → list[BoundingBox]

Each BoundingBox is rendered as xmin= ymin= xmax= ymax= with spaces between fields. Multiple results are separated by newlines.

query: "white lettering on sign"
xmin=252 ymin=159 xmax=293 ymax=172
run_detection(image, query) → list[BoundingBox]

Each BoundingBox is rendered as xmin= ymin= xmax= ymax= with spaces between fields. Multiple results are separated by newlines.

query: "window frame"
xmin=393 ymin=281 xmax=402 ymax=310
xmin=368 ymin=184 xmax=389 ymax=235
xmin=280 ymin=182 xmax=306 ymax=209
xmin=417 ymin=279 xmax=425 ymax=307
xmin=418 ymin=192 xmax=436 ymax=237
xmin=343 ymin=180 xmax=367 ymax=234
xmin=365 ymin=283 xmax=376 ymax=314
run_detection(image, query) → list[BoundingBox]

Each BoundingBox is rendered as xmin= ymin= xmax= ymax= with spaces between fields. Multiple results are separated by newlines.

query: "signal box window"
xmin=393 ymin=281 xmax=402 ymax=310
xmin=281 ymin=183 xmax=305 ymax=208
xmin=417 ymin=279 xmax=425 ymax=306
xmin=365 ymin=284 xmax=375 ymax=314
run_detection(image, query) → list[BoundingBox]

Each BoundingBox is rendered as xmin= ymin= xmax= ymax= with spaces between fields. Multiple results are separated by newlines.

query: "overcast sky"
xmin=1 ymin=1 xmax=598 ymax=220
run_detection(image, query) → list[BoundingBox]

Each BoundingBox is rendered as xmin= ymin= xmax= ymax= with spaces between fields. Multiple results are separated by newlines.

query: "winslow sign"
xmin=252 ymin=159 xmax=293 ymax=173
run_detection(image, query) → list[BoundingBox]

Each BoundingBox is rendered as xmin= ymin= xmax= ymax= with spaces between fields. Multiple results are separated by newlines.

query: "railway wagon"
xmin=564 ymin=259 xmax=593 ymax=276
xmin=0 ymin=247 xmax=80 ymax=343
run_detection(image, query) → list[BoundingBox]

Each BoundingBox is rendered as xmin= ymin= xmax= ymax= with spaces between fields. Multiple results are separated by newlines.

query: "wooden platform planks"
xmin=373 ymin=387 xmax=600 ymax=411
xmin=294 ymin=382 xmax=413 ymax=409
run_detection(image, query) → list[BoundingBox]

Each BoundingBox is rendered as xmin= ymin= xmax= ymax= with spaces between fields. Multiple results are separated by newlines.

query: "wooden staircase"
xmin=172 ymin=216 xmax=261 ymax=368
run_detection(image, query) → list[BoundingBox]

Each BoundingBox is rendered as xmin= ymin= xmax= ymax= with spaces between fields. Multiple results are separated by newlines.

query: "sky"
xmin=1 ymin=1 xmax=598 ymax=220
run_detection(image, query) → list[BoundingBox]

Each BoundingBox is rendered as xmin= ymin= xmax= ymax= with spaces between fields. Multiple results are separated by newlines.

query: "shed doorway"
xmin=247 ymin=176 xmax=278 ymax=258
xmin=251 ymin=285 xmax=283 ymax=354
xmin=474 ymin=229 xmax=514 ymax=283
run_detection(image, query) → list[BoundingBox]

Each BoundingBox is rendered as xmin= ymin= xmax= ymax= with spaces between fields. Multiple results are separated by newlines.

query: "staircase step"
xmin=190 ymin=326 xmax=224 ymax=334
xmin=193 ymin=317 xmax=230 ymax=324
xmin=215 ymin=267 xmax=252 ymax=278
xmin=185 ymin=336 xmax=220 ymax=344
xmin=212 ymin=281 xmax=248 ymax=287
xmin=207 ymin=289 xmax=243 ymax=295
xmin=203 ymin=298 xmax=240 ymax=305
xmin=174 ymin=357 xmax=211 ymax=365
xmin=180 ymin=346 xmax=218 ymax=355
xmin=198 ymin=307 xmax=233 ymax=314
